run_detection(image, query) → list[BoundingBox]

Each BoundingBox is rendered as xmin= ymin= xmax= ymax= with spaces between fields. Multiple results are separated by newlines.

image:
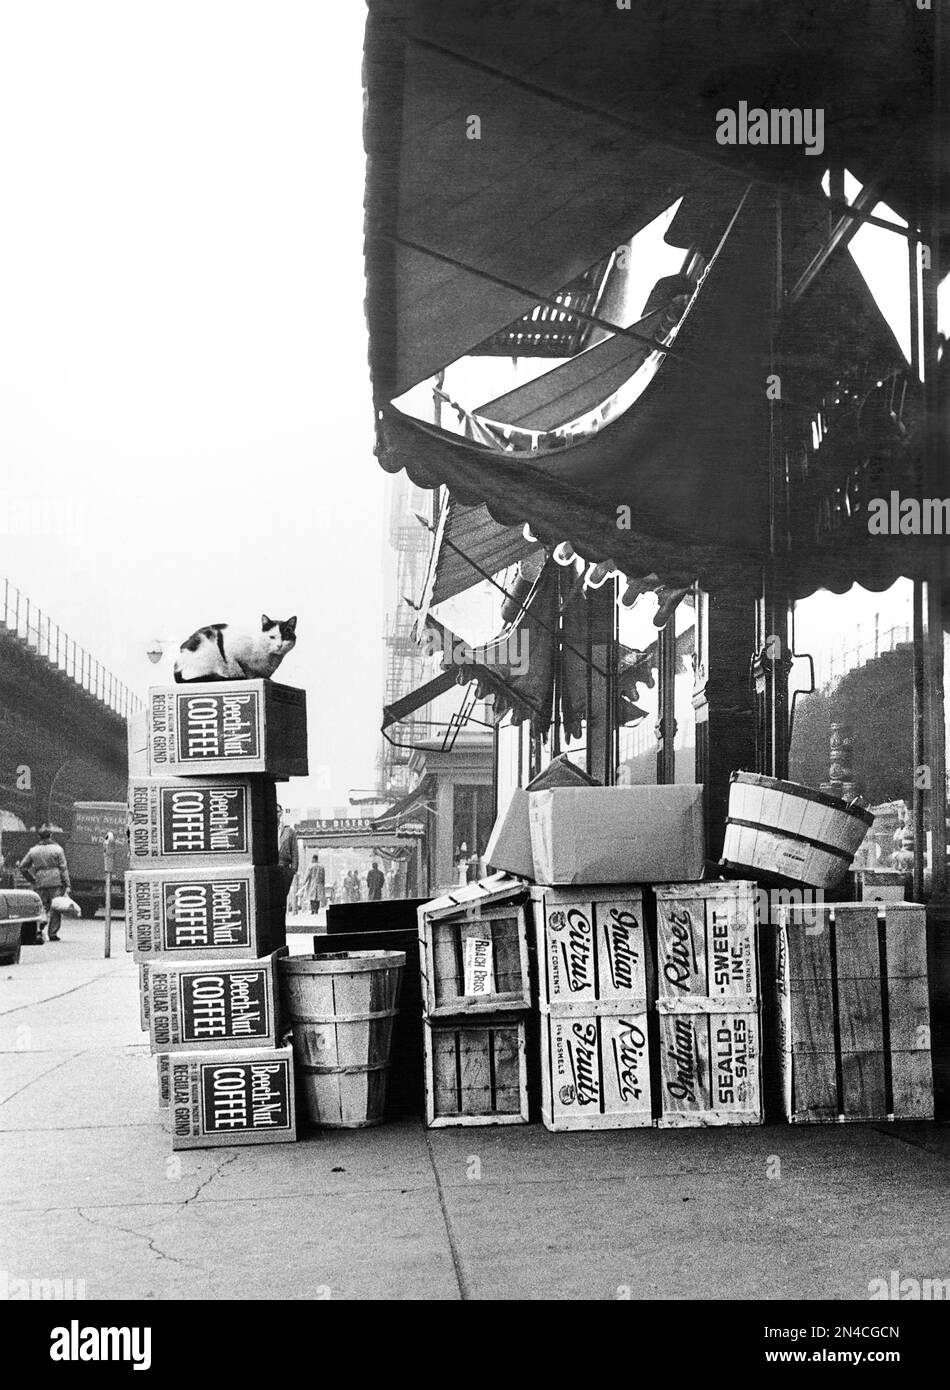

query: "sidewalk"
xmin=1 ymin=924 xmax=948 ymax=1301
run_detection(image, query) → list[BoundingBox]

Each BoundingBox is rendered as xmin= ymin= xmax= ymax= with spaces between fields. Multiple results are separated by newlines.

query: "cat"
xmin=173 ymin=615 xmax=297 ymax=683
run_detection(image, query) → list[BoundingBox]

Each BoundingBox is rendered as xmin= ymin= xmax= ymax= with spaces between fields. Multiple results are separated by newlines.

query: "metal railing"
xmin=1 ymin=578 xmax=143 ymax=719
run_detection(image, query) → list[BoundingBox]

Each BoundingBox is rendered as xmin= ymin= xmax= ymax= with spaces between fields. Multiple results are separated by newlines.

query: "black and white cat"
xmin=173 ymin=615 xmax=298 ymax=683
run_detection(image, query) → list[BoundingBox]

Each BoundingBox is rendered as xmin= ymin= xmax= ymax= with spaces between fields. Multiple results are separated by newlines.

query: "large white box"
xmin=127 ymin=865 xmax=285 ymax=960
xmin=168 ymin=1046 xmax=297 ymax=1149
xmin=146 ymin=681 xmax=307 ymax=778
xmin=486 ymin=755 xmax=599 ymax=880
xmin=529 ymin=785 xmax=705 ymax=885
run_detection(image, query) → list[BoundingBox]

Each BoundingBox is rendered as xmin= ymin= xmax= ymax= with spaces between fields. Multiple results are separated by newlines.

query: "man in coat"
xmin=19 ymin=826 xmax=71 ymax=942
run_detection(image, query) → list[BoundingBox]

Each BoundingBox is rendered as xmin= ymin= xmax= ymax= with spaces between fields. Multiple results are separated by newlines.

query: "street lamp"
xmin=146 ymin=638 xmax=176 ymax=665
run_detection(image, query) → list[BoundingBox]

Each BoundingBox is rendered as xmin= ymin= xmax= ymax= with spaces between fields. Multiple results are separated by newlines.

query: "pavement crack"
xmin=75 ymin=1205 xmax=205 ymax=1273
xmin=0 ymin=972 xmax=119 ymax=1017
xmin=423 ymin=1128 xmax=469 ymax=1301
xmin=0 ymin=1050 xmax=87 ymax=1107
xmin=182 ymin=1153 xmax=240 ymax=1205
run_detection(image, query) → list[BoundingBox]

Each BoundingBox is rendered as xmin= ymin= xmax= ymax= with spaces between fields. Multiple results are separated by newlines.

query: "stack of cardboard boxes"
xmin=126 ymin=680 xmax=307 ymax=1148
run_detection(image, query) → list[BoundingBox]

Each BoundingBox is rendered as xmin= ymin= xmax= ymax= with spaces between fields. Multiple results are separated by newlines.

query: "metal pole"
xmin=103 ymin=833 xmax=115 ymax=958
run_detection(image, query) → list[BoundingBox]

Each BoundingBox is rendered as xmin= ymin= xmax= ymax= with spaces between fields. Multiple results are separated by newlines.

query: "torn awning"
xmin=420 ymin=493 xmax=541 ymax=612
xmin=365 ymin=1 xmax=942 ymax=404
xmin=377 ymin=186 xmax=774 ymax=594
xmin=372 ymin=774 xmax=437 ymax=831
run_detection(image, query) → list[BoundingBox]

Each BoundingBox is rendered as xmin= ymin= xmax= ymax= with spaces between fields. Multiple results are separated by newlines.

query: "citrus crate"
xmin=538 ymin=1004 xmax=651 ymax=1131
xmin=655 ymin=882 xmax=762 ymax=1127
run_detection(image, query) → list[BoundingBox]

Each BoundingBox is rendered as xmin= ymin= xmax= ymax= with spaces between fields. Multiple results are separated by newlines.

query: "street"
xmin=2 ymin=921 xmax=948 ymax=1301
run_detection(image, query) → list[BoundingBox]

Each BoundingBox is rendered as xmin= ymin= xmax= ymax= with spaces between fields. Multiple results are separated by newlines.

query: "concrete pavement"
xmin=1 ymin=922 xmax=948 ymax=1300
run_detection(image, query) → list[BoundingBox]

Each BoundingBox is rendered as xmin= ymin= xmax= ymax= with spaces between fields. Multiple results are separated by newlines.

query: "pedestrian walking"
xmin=18 ymin=826 xmax=71 ymax=942
xmin=366 ymin=860 xmax=385 ymax=902
xmin=302 ymin=853 xmax=326 ymax=913
xmin=276 ymin=806 xmax=299 ymax=912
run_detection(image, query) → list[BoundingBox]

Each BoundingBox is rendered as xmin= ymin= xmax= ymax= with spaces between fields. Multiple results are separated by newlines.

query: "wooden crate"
xmin=127 ymin=776 xmax=277 ymax=867
xmin=532 ymin=887 xmax=647 ymax=1006
xmin=419 ymin=875 xmax=530 ymax=1018
xmin=127 ymin=865 xmax=285 ymax=960
xmin=146 ymin=949 xmax=286 ymax=1053
xmin=778 ymin=902 xmax=934 ymax=1122
xmin=146 ymin=680 xmax=307 ymax=778
xmin=424 ymin=1016 xmax=528 ymax=1126
xmin=169 ymin=1046 xmax=297 ymax=1149
xmin=655 ymin=882 xmax=762 ymax=1126
xmin=539 ymin=1004 xmax=651 ymax=1131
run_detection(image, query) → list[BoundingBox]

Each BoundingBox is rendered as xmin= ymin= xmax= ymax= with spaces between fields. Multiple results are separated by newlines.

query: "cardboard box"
xmin=168 ymin=1046 xmax=297 ymax=1149
xmin=539 ymin=1008 xmax=652 ymax=1130
xmin=485 ymin=755 xmax=598 ymax=880
xmin=654 ymin=882 xmax=762 ymax=1126
xmin=777 ymin=902 xmax=933 ymax=1122
xmin=146 ymin=949 xmax=286 ymax=1053
xmin=146 ymin=681 xmax=307 ymax=778
xmin=127 ymin=865 xmax=286 ymax=960
xmin=529 ymin=785 xmax=705 ymax=885
xmin=127 ymin=776 xmax=277 ymax=866
xmin=532 ymin=887 xmax=647 ymax=1006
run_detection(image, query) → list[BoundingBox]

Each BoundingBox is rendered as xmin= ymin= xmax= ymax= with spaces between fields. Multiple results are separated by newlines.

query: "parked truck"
xmin=1 ymin=801 xmax=129 ymax=919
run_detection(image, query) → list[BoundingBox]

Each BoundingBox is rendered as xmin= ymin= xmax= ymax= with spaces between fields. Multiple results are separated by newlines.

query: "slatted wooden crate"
xmin=777 ymin=902 xmax=934 ymax=1122
xmin=655 ymin=882 xmax=763 ymax=1127
xmin=532 ymin=887 xmax=647 ymax=1006
xmin=419 ymin=874 xmax=530 ymax=1018
xmin=424 ymin=1015 xmax=528 ymax=1126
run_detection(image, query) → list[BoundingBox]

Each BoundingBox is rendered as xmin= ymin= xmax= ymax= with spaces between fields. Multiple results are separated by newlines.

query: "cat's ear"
xmin=261 ymin=614 xmax=272 ymax=630
xmin=283 ymin=616 xmax=298 ymax=635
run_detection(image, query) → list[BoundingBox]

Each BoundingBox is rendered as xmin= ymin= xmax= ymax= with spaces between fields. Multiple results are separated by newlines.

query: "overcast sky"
xmin=0 ymin=2 xmax=381 ymax=810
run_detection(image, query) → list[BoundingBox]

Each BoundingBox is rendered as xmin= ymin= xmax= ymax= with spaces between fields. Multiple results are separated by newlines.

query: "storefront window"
xmin=617 ymin=593 xmax=660 ymax=784
xmin=673 ymin=590 xmax=697 ymax=783
xmin=789 ymin=579 xmax=915 ymax=871
xmin=453 ymin=783 xmax=494 ymax=871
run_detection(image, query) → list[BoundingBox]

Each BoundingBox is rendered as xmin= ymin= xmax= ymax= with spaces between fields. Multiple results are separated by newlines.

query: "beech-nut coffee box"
xmin=146 ymin=949 xmax=286 ymax=1054
xmin=532 ymin=888 xmax=648 ymax=1007
xmin=128 ymin=865 xmax=286 ymax=961
xmin=146 ymin=680 xmax=308 ymax=779
xmin=127 ymin=777 xmax=278 ymax=867
xmin=654 ymin=882 xmax=762 ymax=1126
xmin=169 ymin=1046 xmax=297 ymax=1149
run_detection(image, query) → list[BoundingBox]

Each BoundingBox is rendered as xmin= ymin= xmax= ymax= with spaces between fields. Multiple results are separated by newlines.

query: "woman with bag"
xmin=18 ymin=826 xmax=72 ymax=942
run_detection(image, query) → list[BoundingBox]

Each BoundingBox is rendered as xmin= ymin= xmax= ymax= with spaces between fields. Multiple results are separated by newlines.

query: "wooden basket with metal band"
xmin=279 ymin=950 xmax=405 ymax=1129
xmin=721 ymin=771 xmax=874 ymax=890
